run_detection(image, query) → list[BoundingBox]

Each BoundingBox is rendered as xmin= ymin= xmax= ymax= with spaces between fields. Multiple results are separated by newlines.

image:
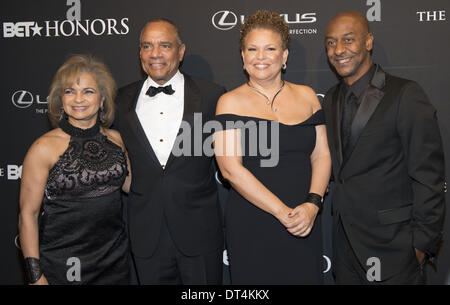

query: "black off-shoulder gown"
xmin=216 ymin=110 xmax=324 ymax=284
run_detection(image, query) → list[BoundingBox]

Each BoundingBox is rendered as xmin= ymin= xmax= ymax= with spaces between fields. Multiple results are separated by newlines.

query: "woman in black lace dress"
xmin=18 ymin=55 xmax=131 ymax=285
xmin=214 ymin=11 xmax=331 ymax=284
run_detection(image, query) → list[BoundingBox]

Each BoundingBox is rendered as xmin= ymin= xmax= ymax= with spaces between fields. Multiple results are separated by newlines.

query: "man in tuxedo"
xmin=115 ymin=18 xmax=225 ymax=284
xmin=323 ymin=11 xmax=445 ymax=284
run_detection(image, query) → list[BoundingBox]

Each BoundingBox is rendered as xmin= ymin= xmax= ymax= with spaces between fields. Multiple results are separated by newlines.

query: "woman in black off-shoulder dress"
xmin=214 ymin=11 xmax=331 ymax=284
xmin=18 ymin=55 xmax=131 ymax=285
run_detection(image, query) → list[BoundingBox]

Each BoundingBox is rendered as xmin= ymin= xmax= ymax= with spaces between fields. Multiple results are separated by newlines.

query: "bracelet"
xmin=24 ymin=257 xmax=42 ymax=283
xmin=305 ymin=193 xmax=323 ymax=213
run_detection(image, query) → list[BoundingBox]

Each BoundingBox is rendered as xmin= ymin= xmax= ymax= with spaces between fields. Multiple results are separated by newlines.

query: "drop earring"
xmin=59 ymin=108 xmax=65 ymax=121
xmin=99 ymin=105 xmax=105 ymax=123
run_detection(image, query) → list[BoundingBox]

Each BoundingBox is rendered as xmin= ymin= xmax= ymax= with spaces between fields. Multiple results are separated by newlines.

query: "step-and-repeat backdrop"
xmin=1 ymin=0 xmax=449 ymax=284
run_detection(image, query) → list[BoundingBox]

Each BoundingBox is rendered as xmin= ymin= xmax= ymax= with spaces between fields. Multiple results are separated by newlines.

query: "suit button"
xmin=160 ymin=139 xmax=163 ymax=142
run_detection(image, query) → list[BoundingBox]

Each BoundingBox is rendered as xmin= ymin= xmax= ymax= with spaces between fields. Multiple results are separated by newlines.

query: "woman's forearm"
xmin=309 ymin=153 xmax=332 ymax=197
xmin=220 ymin=163 xmax=291 ymax=220
xmin=19 ymin=212 xmax=40 ymax=259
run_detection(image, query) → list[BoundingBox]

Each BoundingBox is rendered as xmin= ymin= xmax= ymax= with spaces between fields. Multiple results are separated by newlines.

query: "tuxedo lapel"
xmin=125 ymin=80 xmax=162 ymax=169
xmin=342 ymin=65 xmax=386 ymax=171
xmin=182 ymin=75 xmax=203 ymax=117
xmin=165 ymin=74 xmax=203 ymax=169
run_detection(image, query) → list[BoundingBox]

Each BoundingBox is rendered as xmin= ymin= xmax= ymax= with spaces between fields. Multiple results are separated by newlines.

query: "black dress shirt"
xmin=340 ymin=64 xmax=376 ymax=160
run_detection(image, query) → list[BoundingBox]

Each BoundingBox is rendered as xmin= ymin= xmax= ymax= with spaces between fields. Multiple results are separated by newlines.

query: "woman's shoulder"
xmin=287 ymin=82 xmax=321 ymax=110
xmin=24 ymin=128 xmax=69 ymax=165
xmin=34 ymin=128 xmax=68 ymax=148
xmin=287 ymin=82 xmax=317 ymax=96
xmin=216 ymin=84 xmax=248 ymax=115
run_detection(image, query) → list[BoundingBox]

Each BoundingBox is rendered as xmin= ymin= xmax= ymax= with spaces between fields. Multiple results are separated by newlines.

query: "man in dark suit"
xmin=115 ymin=18 xmax=225 ymax=284
xmin=323 ymin=11 xmax=445 ymax=284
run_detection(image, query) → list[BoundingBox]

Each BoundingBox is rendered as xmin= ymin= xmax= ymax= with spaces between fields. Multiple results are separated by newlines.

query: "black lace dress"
xmin=39 ymin=119 xmax=130 ymax=284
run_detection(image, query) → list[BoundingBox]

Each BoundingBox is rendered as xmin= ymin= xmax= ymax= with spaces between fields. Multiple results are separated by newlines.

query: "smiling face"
xmin=62 ymin=72 xmax=103 ymax=128
xmin=139 ymin=21 xmax=185 ymax=85
xmin=241 ymin=28 xmax=288 ymax=83
xmin=325 ymin=13 xmax=373 ymax=85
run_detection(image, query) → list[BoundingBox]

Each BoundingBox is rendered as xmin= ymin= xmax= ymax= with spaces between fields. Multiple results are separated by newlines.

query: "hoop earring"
xmin=282 ymin=63 xmax=287 ymax=71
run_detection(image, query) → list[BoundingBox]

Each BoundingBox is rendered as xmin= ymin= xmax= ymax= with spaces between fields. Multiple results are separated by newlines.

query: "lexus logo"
xmin=11 ymin=90 xmax=48 ymax=108
xmin=12 ymin=90 xmax=34 ymax=108
xmin=212 ymin=10 xmax=319 ymax=34
xmin=212 ymin=10 xmax=238 ymax=30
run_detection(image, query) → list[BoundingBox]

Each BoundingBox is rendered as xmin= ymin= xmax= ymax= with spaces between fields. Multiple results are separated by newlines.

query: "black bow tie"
xmin=146 ymin=85 xmax=175 ymax=97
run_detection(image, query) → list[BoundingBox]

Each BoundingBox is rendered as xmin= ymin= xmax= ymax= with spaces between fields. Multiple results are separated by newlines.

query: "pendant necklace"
xmin=247 ymin=80 xmax=285 ymax=112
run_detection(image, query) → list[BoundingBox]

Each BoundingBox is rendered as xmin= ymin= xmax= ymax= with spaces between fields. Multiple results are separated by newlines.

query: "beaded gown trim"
xmin=44 ymin=119 xmax=127 ymax=200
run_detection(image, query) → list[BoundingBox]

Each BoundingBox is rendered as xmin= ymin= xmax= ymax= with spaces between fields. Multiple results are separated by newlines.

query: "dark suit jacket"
xmin=115 ymin=74 xmax=225 ymax=258
xmin=323 ymin=65 xmax=445 ymax=280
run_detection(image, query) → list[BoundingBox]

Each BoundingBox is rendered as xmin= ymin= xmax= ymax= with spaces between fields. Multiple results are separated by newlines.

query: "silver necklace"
xmin=247 ymin=80 xmax=285 ymax=112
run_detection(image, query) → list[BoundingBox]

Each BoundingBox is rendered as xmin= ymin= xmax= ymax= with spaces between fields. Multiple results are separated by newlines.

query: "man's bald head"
xmin=326 ymin=11 xmax=371 ymax=35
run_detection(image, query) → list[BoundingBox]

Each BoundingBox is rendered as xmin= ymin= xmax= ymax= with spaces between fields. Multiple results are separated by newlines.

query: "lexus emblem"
xmin=12 ymin=90 xmax=33 ymax=108
xmin=212 ymin=10 xmax=238 ymax=30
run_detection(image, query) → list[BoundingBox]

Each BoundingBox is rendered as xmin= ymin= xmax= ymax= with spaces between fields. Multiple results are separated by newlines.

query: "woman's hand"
xmin=284 ymin=202 xmax=319 ymax=237
xmin=274 ymin=205 xmax=294 ymax=228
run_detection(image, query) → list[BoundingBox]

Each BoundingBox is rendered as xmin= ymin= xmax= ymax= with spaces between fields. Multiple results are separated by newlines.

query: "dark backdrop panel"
xmin=1 ymin=0 xmax=448 ymax=284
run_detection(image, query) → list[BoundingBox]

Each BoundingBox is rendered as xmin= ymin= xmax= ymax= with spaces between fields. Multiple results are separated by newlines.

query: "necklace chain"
xmin=247 ymin=80 xmax=285 ymax=112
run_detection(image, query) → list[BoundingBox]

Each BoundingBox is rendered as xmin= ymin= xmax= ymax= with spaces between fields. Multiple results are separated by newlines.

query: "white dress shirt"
xmin=135 ymin=71 xmax=184 ymax=168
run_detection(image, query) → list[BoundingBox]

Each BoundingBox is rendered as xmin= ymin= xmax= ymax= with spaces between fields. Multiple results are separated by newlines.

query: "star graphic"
xmin=31 ymin=22 xmax=42 ymax=36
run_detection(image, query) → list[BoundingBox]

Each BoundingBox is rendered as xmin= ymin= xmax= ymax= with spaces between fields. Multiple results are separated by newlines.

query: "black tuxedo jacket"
xmin=323 ymin=65 xmax=445 ymax=280
xmin=115 ymin=74 xmax=225 ymax=258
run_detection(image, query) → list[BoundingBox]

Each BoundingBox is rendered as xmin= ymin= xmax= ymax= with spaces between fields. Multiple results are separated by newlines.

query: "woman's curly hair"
xmin=240 ymin=10 xmax=290 ymax=50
